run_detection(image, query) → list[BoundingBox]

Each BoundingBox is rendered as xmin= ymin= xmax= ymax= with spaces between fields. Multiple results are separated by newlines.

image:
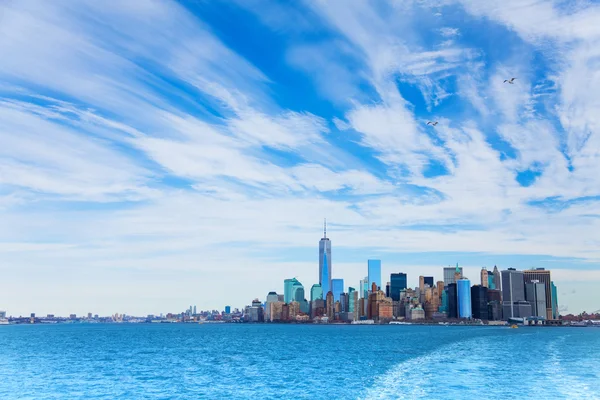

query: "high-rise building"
xmin=332 ymin=278 xmax=344 ymax=302
xmin=524 ymin=268 xmax=553 ymax=320
xmin=319 ymin=219 xmax=332 ymax=296
xmin=292 ymin=282 xmax=305 ymax=303
xmin=225 ymin=306 xmax=231 ymax=314
xmin=488 ymin=274 xmax=495 ymax=289
xmin=444 ymin=266 xmax=463 ymax=285
xmin=340 ymin=293 xmax=349 ymax=312
xmin=310 ymin=284 xmax=323 ymax=302
xmin=351 ymin=290 xmax=359 ymax=321
xmin=419 ymin=276 xmax=425 ymax=293
xmin=423 ymin=277 xmax=434 ymax=287
xmin=326 ymin=291 xmax=334 ymax=320
xmin=551 ymin=281 xmax=559 ymax=319
xmin=480 ymin=268 xmax=489 ymax=288
xmin=447 ymin=283 xmax=458 ymax=318
xmin=385 ymin=282 xmax=390 ymax=298
xmin=525 ymin=281 xmax=547 ymax=318
xmin=502 ymin=268 xmax=526 ymax=319
xmin=265 ymin=291 xmax=279 ymax=320
xmin=348 ymin=287 xmax=356 ymax=313
xmin=390 ymin=273 xmax=407 ymax=301
xmin=471 ymin=285 xmax=488 ymax=320
xmin=457 ymin=279 xmax=472 ymax=319
xmin=492 ymin=265 xmax=501 ymax=291
xmin=368 ymin=260 xmax=382 ymax=290
xmin=269 ymin=301 xmax=284 ymax=321
xmin=284 ymin=278 xmax=300 ymax=304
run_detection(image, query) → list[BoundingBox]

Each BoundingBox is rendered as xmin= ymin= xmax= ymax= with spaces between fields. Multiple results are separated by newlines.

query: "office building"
xmin=480 ymin=268 xmax=489 ymax=288
xmin=419 ymin=276 xmax=425 ymax=293
xmin=269 ymin=301 xmax=284 ymax=321
xmin=319 ymin=219 xmax=332 ymax=296
xmin=284 ymin=278 xmax=300 ymax=304
xmin=265 ymin=292 xmax=279 ymax=320
xmin=551 ymin=281 xmax=559 ymax=319
xmin=310 ymin=284 xmax=323 ymax=302
xmin=457 ymin=279 xmax=472 ymax=319
xmin=385 ymin=282 xmax=390 ymax=298
xmin=492 ymin=265 xmax=501 ymax=291
xmin=326 ymin=291 xmax=334 ymax=320
xmin=524 ymin=268 xmax=554 ymax=320
xmin=488 ymin=301 xmax=502 ymax=321
xmin=248 ymin=299 xmax=264 ymax=322
xmin=340 ymin=293 xmax=349 ymax=312
xmin=502 ymin=268 xmax=526 ymax=319
xmin=471 ymin=285 xmax=488 ymax=320
xmin=444 ymin=265 xmax=463 ymax=285
xmin=225 ymin=306 xmax=231 ymax=314
xmin=423 ymin=277 xmax=434 ymax=287
xmin=439 ymin=289 xmax=448 ymax=313
xmin=487 ymin=289 xmax=502 ymax=303
xmin=292 ymin=282 xmax=305 ymax=303
xmin=332 ymin=279 xmax=344 ymax=302
xmin=390 ymin=273 xmax=407 ymax=301
xmin=368 ymin=260 xmax=382 ymax=290
xmin=447 ymin=283 xmax=458 ymax=318
xmin=502 ymin=301 xmax=532 ymax=319
xmin=488 ymin=274 xmax=495 ymax=289
xmin=525 ymin=281 xmax=547 ymax=318
xmin=351 ymin=290 xmax=359 ymax=321
xmin=311 ymin=299 xmax=325 ymax=319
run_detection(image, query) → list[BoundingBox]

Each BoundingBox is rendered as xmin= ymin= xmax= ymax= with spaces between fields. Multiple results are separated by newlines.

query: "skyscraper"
xmin=319 ymin=219 xmax=332 ymax=297
xmin=487 ymin=274 xmax=495 ymax=289
xmin=423 ymin=277 xmax=434 ymax=287
xmin=444 ymin=265 xmax=463 ymax=285
xmin=284 ymin=278 xmax=300 ymax=304
xmin=502 ymin=268 xmax=529 ymax=319
xmin=390 ymin=273 xmax=407 ymax=301
xmin=480 ymin=268 xmax=489 ymax=288
xmin=348 ymin=287 xmax=356 ymax=313
xmin=368 ymin=259 xmax=382 ymax=290
xmin=457 ymin=278 xmax=472 ymax=319
xmin=332 ymin=279 xmax=344 ymax=302
xmin=551 ymin=281 xmax=559 ymax=319
xmin=326 ymin=291 xmax=334 ymax=320
xmin=525 ymin=281 xmax=547 ymax=318
xmin=492 ymin=265 xmax=501 ymax=291
xmin=310 ymin=284 xmax=323 ymax=302
xmin=265 ymin=291 xmax=279 ymax=320
xmin=447 ymin=283 xmax=457 ymax=318
xmin=471 ymin=285 xmax=488 ymax=320
xmin=523 ymin=268 xmax=553 ymax=320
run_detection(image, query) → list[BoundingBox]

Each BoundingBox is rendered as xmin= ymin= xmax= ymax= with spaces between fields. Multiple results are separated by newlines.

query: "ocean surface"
xmin=1 ymin=324 xmax=599 ymax=399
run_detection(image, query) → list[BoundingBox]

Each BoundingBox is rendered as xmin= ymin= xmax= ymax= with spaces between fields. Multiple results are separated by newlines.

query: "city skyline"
xmin=2 ymin=1 xmax=600 ymax=316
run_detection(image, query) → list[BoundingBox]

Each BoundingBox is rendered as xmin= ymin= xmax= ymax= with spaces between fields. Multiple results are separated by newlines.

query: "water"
xmin=1 ymin=324 xmax=599 ymax=399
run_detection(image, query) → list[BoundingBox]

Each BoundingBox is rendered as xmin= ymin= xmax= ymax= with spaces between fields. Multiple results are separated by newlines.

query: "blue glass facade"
xmin=390 ymin=273 xmax=407 ymax=301
xmin=321 ymin=252 xmax=331 ymax=297
xmin=367 ymin=260 xmax=382 ymax=291
xmin=284 ymin=278 xmax=300 ymax=304
xmin=348 ymin=287 xmax=356 ymax=312
xmin=488 ymin=274 xmax=495 ymax=289
xmin=332 ymin=279 xmax=344 ymax=302
xmin=423 ymin=276 xmax=434 ymax=287
xmin=310 ymin=284 xmax=323 ymax=302
xmin=225 ymin=306 xmax=231 ymax=314
xmin=457 ymin=279 xmax=472 ymax=319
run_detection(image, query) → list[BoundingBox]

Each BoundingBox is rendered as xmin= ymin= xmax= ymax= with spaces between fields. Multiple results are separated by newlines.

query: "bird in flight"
xmin=504 ymin=77 xmax=517 ymax=84
xmin=427 ymin=121 xmax=438 ymax=126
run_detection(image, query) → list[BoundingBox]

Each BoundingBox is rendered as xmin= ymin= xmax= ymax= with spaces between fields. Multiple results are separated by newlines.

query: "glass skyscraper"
xmin=457 ymin=279 xmax=472 ymax=319
xmin=551 ymin=281 xmax=558 ymax=319
xmin=348 ymin=287 xmax=356 ymax=312
xmin=332 ymin=278 xmax=344 ymax=302
xmin=310 ymin=284 xmax=323 ymax=302
xmin=423 ymin=276 xmax=434 ymax=287
xmin=367 ymin=259 xmax=382 ymax=291
xmin=390 ymin=273 xmax=407 ymax=301
xmin=284 ymin=278 xmax=300 ymax=304
xmin=319 ymin=220 xmax=332 ymax=298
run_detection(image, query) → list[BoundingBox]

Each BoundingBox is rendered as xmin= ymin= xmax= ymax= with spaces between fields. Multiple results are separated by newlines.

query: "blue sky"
xmin=1 ymin=0 xmax=600 ymax=315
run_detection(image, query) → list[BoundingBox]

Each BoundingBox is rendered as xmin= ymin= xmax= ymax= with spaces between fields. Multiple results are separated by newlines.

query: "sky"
xmin=1 ymin=0 xmax=600 ymax=316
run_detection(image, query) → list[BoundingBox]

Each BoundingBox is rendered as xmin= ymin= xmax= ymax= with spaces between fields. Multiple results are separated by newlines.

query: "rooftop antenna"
xmin=324 ymin=218 xmax=327 ymax=238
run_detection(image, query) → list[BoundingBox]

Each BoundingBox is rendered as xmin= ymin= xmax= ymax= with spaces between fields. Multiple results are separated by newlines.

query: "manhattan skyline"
xmin=1 ymin=1 xmax=600 ymax=316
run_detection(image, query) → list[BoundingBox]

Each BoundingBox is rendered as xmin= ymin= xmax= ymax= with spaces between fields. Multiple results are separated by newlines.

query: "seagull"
xmin=427 ymin=121 xmax=438 ymax=126
xmin=504 ymin=77 xmax=517 ymax=84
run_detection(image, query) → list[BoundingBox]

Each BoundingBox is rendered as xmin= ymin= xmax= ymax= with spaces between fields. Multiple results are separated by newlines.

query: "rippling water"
xmin=1 ymin=324 xmax=599 ymax=399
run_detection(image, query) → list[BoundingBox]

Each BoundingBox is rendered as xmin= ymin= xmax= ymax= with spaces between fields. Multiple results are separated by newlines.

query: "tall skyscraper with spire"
xmin=319 ymin=219 xmax=332 ymax=297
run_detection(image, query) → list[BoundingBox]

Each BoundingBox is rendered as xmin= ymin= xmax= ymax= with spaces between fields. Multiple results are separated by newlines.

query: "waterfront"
xmin=1 ymin=324 xmax=599 ymax=399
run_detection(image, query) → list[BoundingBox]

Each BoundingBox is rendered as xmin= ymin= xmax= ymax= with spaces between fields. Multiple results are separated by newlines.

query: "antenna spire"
xmin=324 ymin=218 xmax=327 ymax=238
